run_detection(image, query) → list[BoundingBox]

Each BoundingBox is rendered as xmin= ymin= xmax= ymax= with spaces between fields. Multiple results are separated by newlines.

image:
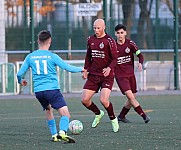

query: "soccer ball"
xmin=69 ymin=120 xmax=83 ymax=135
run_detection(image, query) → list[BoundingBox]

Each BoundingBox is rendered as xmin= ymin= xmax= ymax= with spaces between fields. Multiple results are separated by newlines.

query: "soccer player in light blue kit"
xmin=17 ymin=30 xmax=84 ymax=143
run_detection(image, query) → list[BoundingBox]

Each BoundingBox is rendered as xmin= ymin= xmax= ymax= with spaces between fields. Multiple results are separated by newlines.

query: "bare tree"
xmin=115 ymin=0 xmax=134 ymax=38
xmin=92 ymin=0 xmax=103 ymax=20
xmin=122 ymin=0 xmax=134 ymax=38
xmin=79 ymin=0 xmax=89 ymax=40
xmin=137 ymin=0 xmax=154 ymax=48
xmin=165 ymin=0 xmax=181 ymax=48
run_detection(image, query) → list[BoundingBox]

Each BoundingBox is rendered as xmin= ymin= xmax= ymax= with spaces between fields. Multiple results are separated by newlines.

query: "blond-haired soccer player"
xmin=81 ymin=19 xmax=119 ymax=132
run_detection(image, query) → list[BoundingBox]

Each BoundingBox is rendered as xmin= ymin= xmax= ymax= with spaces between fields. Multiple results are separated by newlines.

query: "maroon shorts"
xmin=116 ymin=76 xmax=137 ymax=95
xmin=83 ymin=74 xmax=114 ymax=92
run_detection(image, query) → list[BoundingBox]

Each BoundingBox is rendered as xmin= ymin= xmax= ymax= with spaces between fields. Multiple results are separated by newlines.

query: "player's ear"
xmin=104 ymin=25 xmax=106 ymax=30
xmin=37 ymin=39 xmax=40 ymax=44
xmin=115 ymin=31 xmax=117 ymax=36
xmin=125 ymin=31 xmax=127 ymax=36
xmin=49 ymin=38 xmax=52 ymax=45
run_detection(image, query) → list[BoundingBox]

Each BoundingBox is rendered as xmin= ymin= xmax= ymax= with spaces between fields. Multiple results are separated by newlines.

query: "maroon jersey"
xmin=114 ymin=39 xmax=144 ymax=78
xmin=84 ymin=34 xmax=118 ymax=77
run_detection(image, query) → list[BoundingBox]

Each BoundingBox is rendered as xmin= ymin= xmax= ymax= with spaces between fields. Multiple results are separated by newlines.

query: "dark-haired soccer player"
xmin=17 ymin=30 xmax=84 ymax=143
xmin=81 ymin=19 xmax=119 ymax=132
xmin=114 ymin=24 xmax=150 ymax=123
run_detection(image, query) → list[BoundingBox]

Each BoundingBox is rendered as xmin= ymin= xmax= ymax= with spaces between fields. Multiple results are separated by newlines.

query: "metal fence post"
xmin=173 ymin=0 xmax=179 ymax=90
xmin=30 ymin=0 xmax=34 ymax=52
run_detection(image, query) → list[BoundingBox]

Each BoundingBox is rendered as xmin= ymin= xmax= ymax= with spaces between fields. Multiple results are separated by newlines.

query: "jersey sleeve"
xmin=108 ymin=38 xmax=118 ymax=69
xmin=53 ymin=54 xmax=83 ymax=73
xmin=84 ymin=37 xmax=92 ymax=70
xmin=137 ymin=53 xmax=144 ymax=64
xmin=17 ymin=54 xmax=30 ymax=84
xmin=130 ymin=40 xmax=144 ymax=64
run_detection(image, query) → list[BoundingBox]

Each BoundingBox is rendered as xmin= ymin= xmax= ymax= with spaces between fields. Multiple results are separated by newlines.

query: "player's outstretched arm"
xmin=54 ymin=54 xmax=83 ymax=73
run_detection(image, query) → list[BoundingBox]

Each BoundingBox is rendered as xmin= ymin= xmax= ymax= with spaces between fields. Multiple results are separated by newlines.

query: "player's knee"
xmin=81 ymin=99 xmax=89 ymax=107
xmin=126 ymin=94 xmax=135 ymax=101
xmin=81 ymin=95 xmax=89 ymax=104
xmin=127 ymin=97 xmax=136 ymax=102
xmin=59 ymin=107 xmax=71 ymax=118
xmin=100 ymin=98 xmax=109 ymax=107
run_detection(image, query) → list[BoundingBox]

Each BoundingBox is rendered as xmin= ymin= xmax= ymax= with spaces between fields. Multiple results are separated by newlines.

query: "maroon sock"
xmin=119 ymin=107 xmax=130 ymax=119
xmin=134 ymin=105 xmax=146 ymax=120
xmin=105 ymin=102 xmax=115 ymax=120
xmin=83 ymin=102 xmax=100 ymax=115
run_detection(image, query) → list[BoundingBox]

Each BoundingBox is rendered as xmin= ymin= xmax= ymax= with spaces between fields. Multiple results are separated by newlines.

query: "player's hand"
xmin=21 ymin=79 xmax=27 ymax=86
xmin=137 ymin=63 xmax=143 ymax=72
xmin=81 ymin=68 xmax=85 ymax=73
xmin=82 ymin=69 xmax=88 ymax=80
xmin=102 ymin=67 xmax=111 ymax=77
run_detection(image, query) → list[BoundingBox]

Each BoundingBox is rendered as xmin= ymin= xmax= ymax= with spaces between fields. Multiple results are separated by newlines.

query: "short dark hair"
xmin=38 ymin=30 xmax=51 ymax=42
xmin=115 ymin=24 xmax=126 ymax=31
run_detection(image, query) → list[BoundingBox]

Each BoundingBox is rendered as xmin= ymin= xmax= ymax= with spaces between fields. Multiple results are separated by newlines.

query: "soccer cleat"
xmin=92 ymin=110 xmax=104 ymax=128
xmin=144 ymin=116 xmax=150 ymax=123
xmin=58 ymin=131 xmax=75 ymax=143
xmin=111 ymin=117 xmax=119 ymax=132
xmin=51 ymin=134 xmax=61 ymax=142
xmin=117 ymin=115 xmax=131 ymax=123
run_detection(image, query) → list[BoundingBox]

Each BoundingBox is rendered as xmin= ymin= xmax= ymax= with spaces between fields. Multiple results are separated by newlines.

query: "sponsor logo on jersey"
xmin=125 ymin=47 xmax=130 ymax=53
xmin=99 ymin=42 xmax=104 ymax=49
xmin=91 ymin=50 xmax=105 ymax=58
xmin=117 ymin=55 xmax=131 ymax=64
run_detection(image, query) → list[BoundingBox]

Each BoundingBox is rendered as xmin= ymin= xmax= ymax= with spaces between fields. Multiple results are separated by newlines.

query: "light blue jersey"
xmin=17 ymin=50 xmax=82 ymax=92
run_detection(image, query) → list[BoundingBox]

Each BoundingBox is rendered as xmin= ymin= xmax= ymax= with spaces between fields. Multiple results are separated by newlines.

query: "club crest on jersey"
xmin=125 ymin=47 xmax=130 ymax=53
xmin=99 ymin=42 xmax=104 ymax=49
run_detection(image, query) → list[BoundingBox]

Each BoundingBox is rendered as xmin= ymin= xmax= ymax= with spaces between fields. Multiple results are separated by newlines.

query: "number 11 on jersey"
xmin=35 ymin=60 xmax=48 ymax=75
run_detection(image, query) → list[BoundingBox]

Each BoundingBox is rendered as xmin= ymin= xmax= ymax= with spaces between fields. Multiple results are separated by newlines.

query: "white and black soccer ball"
xmin=69 ymin=120 xmax=83 ymax=135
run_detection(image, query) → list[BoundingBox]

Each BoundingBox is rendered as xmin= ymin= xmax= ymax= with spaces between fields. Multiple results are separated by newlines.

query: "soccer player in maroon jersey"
xmin=114 ymin=24 xmax=150 ymax=123
xmin=81 ymin=19 xmax=119 ymax=132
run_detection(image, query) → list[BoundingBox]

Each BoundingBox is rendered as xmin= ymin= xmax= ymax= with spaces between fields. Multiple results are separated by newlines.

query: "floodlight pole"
xmin=30 ymin=0 xmax=34 ymax=52
xmin=173 ymin=0 xmax=179 ymax=90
